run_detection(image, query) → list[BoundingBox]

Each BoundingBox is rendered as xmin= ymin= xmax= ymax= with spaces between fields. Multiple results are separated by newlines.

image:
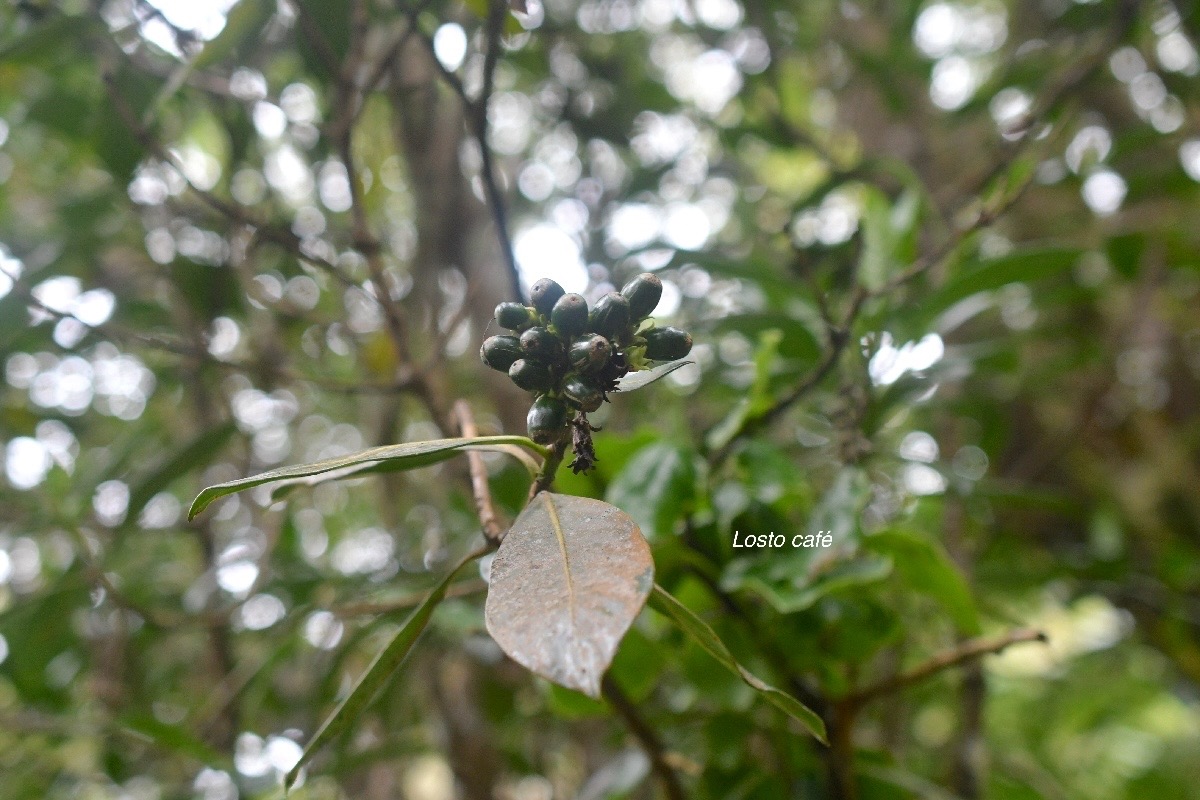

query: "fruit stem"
xmin=528 ymin=442 xmax=565 ymax=501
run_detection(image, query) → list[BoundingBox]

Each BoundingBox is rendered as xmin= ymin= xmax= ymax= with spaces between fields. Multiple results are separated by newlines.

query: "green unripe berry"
xmin=551 ymin=293 xmax=589 ymax=338
xmin=563 ymin=374 xmax=604 ymax=412
xmin=508 ymin=358 xmax=554 ymax=392
xmin=620 ymin=272 xmax=663 ymax=321
xmin=480 ymin=335 xmax=522 ymax=372
xmin=529 ymin=278 xmax=566 ymax=318
xmin=519 ymin=326 xmax=561 ymax=360
xmin=527 ymin=395 xmax=570 ymax=444
xmin=568 ymin=334 xmax=611 ymax=373
xmin=589 ymin=292 xmax=632 ymax=342
xmin=643 ymin=326 xmax=693 ymax=361
xmin=495 ymin=302 xmax=534 ymax=331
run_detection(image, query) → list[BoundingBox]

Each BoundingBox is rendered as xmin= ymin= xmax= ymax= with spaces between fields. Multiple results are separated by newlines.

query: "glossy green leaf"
xmin=647 ymin=585 xmax=827 ymax=743
xmin=606 ymin=441 xmax=698 ymax=538
xmin=189 ymin=436 xmax=547 ymax=519
xmin=268 ymin=441 xmax=540 ymax=501
xmin=284 ymin=546 xmax=486 ymax=790
xmin=725 ymin=554 xmax=894 ymax=614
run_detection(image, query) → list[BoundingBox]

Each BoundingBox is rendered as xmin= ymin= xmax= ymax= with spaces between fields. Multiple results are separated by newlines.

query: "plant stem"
xmin=454 ymin=400 xmax=506 ymax=543
xmin=528 ymin=442 xmax=564 ymax=501
xmin=602 ymin=675 xmax=687 ymax=800
xmin=843 ymin=628 xmax=1047 ymax=708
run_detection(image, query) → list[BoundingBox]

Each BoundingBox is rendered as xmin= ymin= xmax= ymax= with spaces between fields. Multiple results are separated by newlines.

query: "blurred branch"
xmin=951 ymin=663 xmax=986 ymax=800
xmin=0 ymin=261 xmax=424 ymax=394
xmin=843 ymin=628 xmax=1047 ymax=709
xmin=332 ymin=5 xmax=417 ymax=375
xmin=945 ymin=0 xmax=1142 ymax=211
xmin=100 ymin=72 xmax=363 ymax=295
xmin=475 ymin=0 xmax=522 ymax=301
xmin=408 ymin=0 xmax=523 ymax=301
xmin=68 ymin=527 xmax=184 ymax=630
xmin=601 ymin=674 xmax=687 ymax=800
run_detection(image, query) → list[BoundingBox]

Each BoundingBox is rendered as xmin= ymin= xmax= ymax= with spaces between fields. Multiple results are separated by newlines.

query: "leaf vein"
xmin=543 ymin=493 xmax=577 ymax=625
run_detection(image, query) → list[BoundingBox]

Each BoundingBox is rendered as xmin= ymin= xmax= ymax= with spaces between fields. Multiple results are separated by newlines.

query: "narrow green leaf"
xmin=614 ymin=360 xmax=692 ymax=392
xmin=126 ymin=421 xmax=238 ymax=524
xmin=647 ymin=585 xmax=827 ymax=743
xmin=859 ymin=187 xmax=894 ymax=292
xmin=711 ymin=313 xmax=821 ymax=362
xmin=268 ymin=442 xmax=540 ymax=502
xmin=189 ymin=436 xmax=547 ymax=520
xmin=284 ymin=546 xmax=486 ymax=790
xmin=190 ymin=0 xmax=275 ymax=71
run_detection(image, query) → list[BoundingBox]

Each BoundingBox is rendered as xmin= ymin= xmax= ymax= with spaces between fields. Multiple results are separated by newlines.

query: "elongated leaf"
xmin=484 ymin=493 xmax=654 ymax=698
xmin=189 ymin=436 xmax=546 ymax=519
xmin=711 ymin=313 xmax=820 ymax=362
xmin=268 ymin=442 xmax=540 ymax=501
xmin=284 ymin=546 xmax=485 ymax=790
xmin=647 ymin=585 xmax=827 ymax=743
xmin=126 ymin=421 xmax=237 ymax=523
xmin=614 ymin=360 xmax=692 ymax=392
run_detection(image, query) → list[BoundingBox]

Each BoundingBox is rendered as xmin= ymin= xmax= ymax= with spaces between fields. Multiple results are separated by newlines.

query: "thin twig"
xmin=454 ymin=400 xmax=507 ymax=542
xmin=844 ymin=628 xmax=1047 ymax=708
xmin=601 ymin=674 xmax=687 ymax=800
xmin=100 ymin=73 xmax=362 ymax=295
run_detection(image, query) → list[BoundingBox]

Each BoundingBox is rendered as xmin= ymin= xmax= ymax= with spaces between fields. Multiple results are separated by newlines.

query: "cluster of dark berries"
xmin=480 ymin=273 xmax=692 ymax=472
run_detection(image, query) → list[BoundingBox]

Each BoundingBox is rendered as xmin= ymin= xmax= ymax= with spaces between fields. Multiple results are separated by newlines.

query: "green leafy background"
xmin=2 ymin=0 xmax=1200 ymax=798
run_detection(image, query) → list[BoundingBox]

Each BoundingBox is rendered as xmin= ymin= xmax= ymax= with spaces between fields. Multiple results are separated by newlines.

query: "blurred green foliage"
xmin=2 ymin=0 xmax=1200 ymax=798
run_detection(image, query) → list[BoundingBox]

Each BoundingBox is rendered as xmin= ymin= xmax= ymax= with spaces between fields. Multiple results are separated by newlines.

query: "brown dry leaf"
xmin=484 ymin=492 xmax=654 ymax=697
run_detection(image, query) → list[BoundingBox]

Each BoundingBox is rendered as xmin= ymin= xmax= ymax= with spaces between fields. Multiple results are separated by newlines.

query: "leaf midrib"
xmin=543 ymin=493 xmax=577 ymax=625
